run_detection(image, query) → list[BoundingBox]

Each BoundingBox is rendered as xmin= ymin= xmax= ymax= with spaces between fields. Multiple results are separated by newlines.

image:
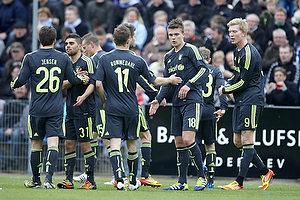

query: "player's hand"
xmin=77 ymin=68 xmax=88 ymax=76
xmin=149 ymin=100 xmax=160 ymax=115
xmin=214 ymin=109 xmax=226 ymax=122
xmin=178 ymin=85 xmax=190 ymax=99
xmin=73 ymin=95 xmax=85 ymax=107
xmin=82 ymin=75 xmax=90 ymax=85
xmin=160 ymin=98 xmax=167 ymax=106
xmin=218 ymin=85 xmax=224 ymax=96
xmin=169 ymin=73 xmax=182 ymax=85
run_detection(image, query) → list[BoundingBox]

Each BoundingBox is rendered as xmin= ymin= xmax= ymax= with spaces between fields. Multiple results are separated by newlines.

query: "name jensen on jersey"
xmin=168 ymin=64 xmax=184 ymax=73
xmin=41 ymin=59 xmax=57 ymax=65
xmin=110 ymin=60 xmax=135 ymax=68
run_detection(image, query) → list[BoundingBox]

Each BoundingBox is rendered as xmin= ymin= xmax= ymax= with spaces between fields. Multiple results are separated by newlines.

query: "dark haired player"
xmin=149 ymin=18 xmax=209 ymax=191
xmin=11 ymin=26 xmax=89 ymax=189
xmin=219 ymin=18 xmax=274 ymax=190
xmin=56 ymin=33 xmax=97 ymax=190
xmin=198 ymin=47 xmax=228 ymax=189
xmin=96 ymin=23 xmax=182 ymax=190
xmin=73 ymin=33 xmax=106 ymax=183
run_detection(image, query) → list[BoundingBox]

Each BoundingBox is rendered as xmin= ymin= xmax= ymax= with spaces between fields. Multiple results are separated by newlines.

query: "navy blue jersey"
xmin=92 ymin=50 xmax=106 ymax=110
xmin=222 ymin=43 xmax=264 ymax=106
xmin=96 ymin=49 xmax=156 ymax=117
xmin=201 ymin=64 xmax=228 ymax=120
xmin=66 ymin=54 xmax=96 ymax=119
xmin=11 ymin=48 xmax=85 ymax=117
xmin=156 ymin=43 xmax=208 ymax=106
xmin=137 ymin=75 xmax=158 ymax=101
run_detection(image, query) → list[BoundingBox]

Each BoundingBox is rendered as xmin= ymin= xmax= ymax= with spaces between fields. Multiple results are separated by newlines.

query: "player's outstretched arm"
xmin=73 ymin=84 xmax=95 ymax=107
xmin=152 ymin=73 xmax=182 ymax=86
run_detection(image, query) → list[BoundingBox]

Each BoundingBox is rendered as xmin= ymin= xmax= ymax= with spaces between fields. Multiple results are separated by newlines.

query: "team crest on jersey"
xmin=177 ymin=64 xmax=184 ymax=70
xmin=75 ymin=66 xmax=81 ymax=72
xmin=178 ymin=54 xmax=182 ymax=60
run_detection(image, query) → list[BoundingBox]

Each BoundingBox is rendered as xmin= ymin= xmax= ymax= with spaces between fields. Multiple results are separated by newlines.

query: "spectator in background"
xmin=146 ymin=10 xmax=168 ymax=44
xmin=0 ymin=84 xmax=29 ymax=171
xmin=264 ymin=7 xmax=295 ymax=49
xmin=224 ymin=50 xmax=235 ymax=73
xmin=143 ymin=25 xmax=171 ymax=64
xmin=259 ymin=0 xmax=278 ymax=30
xmin=149 ymin=45 xmax=170 ymax=77
xmin=208 ymin=0 xmax=233 ymax=22
xmin=144 ymin=0 xmax=174 ymax=29
xmin=0 ymin=63 xmax=21 ymax=101
xmin=183 ymin=20 xmax=204 ymax=48
xmin=229 ymin=0 xmax=262 ymax=21
xmin=0 ymin=0 xmax=28 ymax=43
xmin=212 ymin=50 xmax=233 ymax=80
xmin=62 ymin=5 xmax=90 ymax=37
xmin=94 ymin=27 xmax=115 ymax=52
xmin=277 ymin=0 xmax=295 ymax=18
xmin=204 ymin=15 xmax=228 ymax=38
xmin=265 ymin=43 xmax=299 ymax=85
xmin=262 ymin=28 xmax=288 ymax=74
xmin=28 ymin=0 xmax=58 ymax=31
xmin=246 ymin=13 xmax=265 ymax=50
xmin=55 ymin=27 xmax=73 ymax=52
xmin=107 ymin=0 xmax=145 ymax=34
xmin=53 ymin=0 xmax=85 ymax=28
xmin=122 ymin=6 xmax=147 ymax=50
xmin=38 ymin=7 xmax=54 ymax=27
xmin=0 ymin=22 xmax=31 ymax=66
xmin=291 ymin=0 xmax=300 ymax=46
xmin=205 ymin=25 xmax=235 ymax=57
xmin=176 ymin=0 xmax=210 ymax=36
xmin=266 ymin=66 xmax=298 ymax=106
xmin=247 ymin=30 xmax=264 ymax=56
xmin=85 ymin=0 xmax=114 ymax=31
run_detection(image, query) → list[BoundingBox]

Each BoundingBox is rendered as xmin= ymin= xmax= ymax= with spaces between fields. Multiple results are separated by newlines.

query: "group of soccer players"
xmin=11 ymin=16 xmax=274 ymax=191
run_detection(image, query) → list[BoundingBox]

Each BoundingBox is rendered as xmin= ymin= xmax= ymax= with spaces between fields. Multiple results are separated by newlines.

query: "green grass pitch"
xmin=0 ymin=175 xmax=299 ymax=200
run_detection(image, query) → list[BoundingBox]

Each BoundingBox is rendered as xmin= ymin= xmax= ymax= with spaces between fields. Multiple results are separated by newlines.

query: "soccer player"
xmin=198 ymin=47 xmax=228 ymax=188
xmin=11 ymin=26 xmax=89 ymax=189
xmin=57 ymin=33 xmax=97 ymax=190
xmin=149 ymin=18 xmax=209 ymax=191
xmin=72 ymin=33 xmax=106 ymax=183
xmin=95 ymin=23 xmax=182 ymax=190
xmin=125 ymin=23 xmax=162 ymax=187
xmin=218 ymin=18 xmax=275 ymax=190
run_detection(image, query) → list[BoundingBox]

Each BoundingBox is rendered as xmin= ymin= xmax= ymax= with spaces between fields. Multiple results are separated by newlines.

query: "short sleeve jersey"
xmin=11 ymin=48 xmax=84 ymax=117
xmin=223 ymin=43 xmax=264 ymax=106
xmin=96 ymin=49 xmax=156 ymax=117
xmin=66 ymin=54 xmax=96 ymax=119
xmin=156 ymin=43 xmax=208 ymax=106
xmin=92 ymin=50 xmax=106 ymax=110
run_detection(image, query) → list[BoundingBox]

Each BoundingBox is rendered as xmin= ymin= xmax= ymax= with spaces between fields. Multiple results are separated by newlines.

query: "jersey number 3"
xmin=36 ymin=67 xmax=61 ymax=93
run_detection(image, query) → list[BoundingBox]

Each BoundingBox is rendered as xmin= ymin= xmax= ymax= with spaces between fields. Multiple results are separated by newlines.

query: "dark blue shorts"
xmin=65 ymin=117 xmax=94 ymax=142
xmin=171 ymin=102 xmax=202 ymax=136
xmin=95 ymin=109 xmax=105 ymax=136
xmin=28 ymin=115 xmax=64 ymax=140
xmin=232 ymin=105 xmax=263 ymax=133
xmin=102 ymin=114 xmax=139 ymax=140
xmin=196 ymin=118 xmax=217 ymax=145
xmin=139 ymin=106 xmax=149 ymax=133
